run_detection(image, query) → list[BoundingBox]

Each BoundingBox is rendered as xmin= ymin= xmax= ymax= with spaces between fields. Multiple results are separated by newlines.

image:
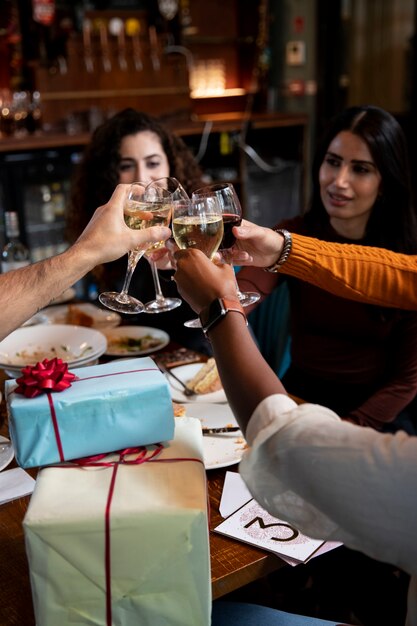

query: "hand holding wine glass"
xmin=192 ymin=183 xmax=260 ymax=306
xmin=99 ymin=182 xmax=173 ymax=314
xmin=172 ymin=194 xmax=224 ymax=327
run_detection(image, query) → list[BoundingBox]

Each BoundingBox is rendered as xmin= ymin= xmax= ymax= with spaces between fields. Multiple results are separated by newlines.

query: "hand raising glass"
xmin=172 ymin=194 xmax=223 ymax=327
xmin=192 ymin=183 xmax=260 ymax=306
xmin=143 ymin=177 xmax=188 ymax=313
xmin=99 ymin=183 xmax=172 ymax=314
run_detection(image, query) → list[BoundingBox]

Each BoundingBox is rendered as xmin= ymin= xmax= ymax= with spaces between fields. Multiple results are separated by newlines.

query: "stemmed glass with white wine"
xmin=192 ymin=183 xmax=260 ymax=306
xmin=172 ymin=194 xmax=224 ymax=328
xmin=99 ymin=182 xmax=173 ymax=314
xmin=143 ymin=177 xmax=188 ymax=313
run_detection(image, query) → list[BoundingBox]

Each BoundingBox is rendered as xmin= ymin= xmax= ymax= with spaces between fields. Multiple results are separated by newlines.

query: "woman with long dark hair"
xmin=239 ymin=104 xmax=417 ymax=433
xmin=212 ymin=105 xmax=416 ymax=625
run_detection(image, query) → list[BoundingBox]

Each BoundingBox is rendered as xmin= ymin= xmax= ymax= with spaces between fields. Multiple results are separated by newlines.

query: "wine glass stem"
xmin=221 ymin=249 xmax=245 ymax=299
xmin=231 ymin=265 xmax=245 ymax=299
xmin=117 ymin=249 xmax=144 ymax=302
xmin=148 ymin=257 xmax=165 ymax=303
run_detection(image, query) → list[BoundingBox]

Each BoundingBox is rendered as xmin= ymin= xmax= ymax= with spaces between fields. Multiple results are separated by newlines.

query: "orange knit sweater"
xmin=284 ymin=233 xmax=417 ymax=311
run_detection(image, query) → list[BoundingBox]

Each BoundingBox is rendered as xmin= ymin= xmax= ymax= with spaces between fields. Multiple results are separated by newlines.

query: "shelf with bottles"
xmin=1 ymin=212 xmax=30 ymax=274
xmin=0 ymin=145 xmax=82 ymax=265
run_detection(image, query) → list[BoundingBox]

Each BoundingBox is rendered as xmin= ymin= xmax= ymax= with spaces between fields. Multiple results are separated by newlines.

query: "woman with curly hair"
xmin=67 ymin=108 xmax=209 ymax=352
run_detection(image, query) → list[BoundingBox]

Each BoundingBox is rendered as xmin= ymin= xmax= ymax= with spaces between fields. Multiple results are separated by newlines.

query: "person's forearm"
xmin=0 ymin=242 xmax=96 ymax=340
xmin=206 ymin=313 xmax=286 ymax=434
xmin=283 ymin=234 xmax=417 ymax=310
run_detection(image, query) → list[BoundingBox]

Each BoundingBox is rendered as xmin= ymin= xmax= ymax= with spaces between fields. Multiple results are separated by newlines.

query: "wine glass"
xmin=192 ymin=183 xmax=260 ymax=306
xmin=99 ymin=183 xmax=173 ymax=314
xmin=143 ymin=177 xmax=188 ymax=313
xmin=172 ymin=194 xmax=224 ymax=328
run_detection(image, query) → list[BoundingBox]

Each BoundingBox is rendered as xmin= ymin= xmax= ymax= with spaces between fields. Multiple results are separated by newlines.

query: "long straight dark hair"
xmin=305 ymin=105 xmax=417 ymax=253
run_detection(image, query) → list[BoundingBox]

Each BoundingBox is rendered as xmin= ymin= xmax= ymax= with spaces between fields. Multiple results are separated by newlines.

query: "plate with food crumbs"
xmin=184 ymin=403 xmax=246 ymax=470
xmin=104 ymin=326 xmax=170 ymax=356
xmin=0 ymin=435 xmax=14 ymax=472
xmin=0 ymin=324 xmax=107 ymax=377
xmin=167 ymin=362 xmax=227 ymax=403
xmin=41 ymin=303 xmax=121 ymax=330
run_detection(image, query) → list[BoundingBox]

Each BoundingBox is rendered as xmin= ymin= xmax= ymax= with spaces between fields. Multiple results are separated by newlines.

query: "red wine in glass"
xmin=220 ymin=213 xmax=242 ymax=250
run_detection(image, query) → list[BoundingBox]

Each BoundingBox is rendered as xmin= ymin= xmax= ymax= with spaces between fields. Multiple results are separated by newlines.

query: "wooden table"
xmin=0 ymin=359 xmax=286 ymax=625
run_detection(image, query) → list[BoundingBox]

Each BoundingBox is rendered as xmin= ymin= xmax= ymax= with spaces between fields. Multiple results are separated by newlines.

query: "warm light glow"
xmin=190 ymin=88 xmax=246 ymax=99
xmin=189 ymin=59 xmax=227 ymax=98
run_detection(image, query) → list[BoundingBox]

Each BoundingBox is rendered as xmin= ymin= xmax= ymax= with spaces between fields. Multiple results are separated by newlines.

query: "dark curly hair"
xmin=67 ymin=108 xmax=204 ymax=243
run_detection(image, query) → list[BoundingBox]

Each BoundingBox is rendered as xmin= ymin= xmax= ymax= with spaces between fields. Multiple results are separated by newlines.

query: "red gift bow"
xmin=14 ymin=357 xmax=77 ymax=398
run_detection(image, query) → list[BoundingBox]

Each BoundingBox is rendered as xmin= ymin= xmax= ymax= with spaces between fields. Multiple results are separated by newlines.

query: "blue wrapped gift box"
xmin=6 ymin=357 xmax=175 ymax=468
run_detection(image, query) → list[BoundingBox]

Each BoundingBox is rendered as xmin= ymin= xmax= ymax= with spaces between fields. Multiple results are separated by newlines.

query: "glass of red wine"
xmin=192 ymin=183 xmax=260 ymax=306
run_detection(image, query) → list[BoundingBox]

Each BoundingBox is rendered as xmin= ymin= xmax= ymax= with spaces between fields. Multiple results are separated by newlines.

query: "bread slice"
xmin=187 ymin=358 xmax=222 ymax=394
xmin=66 ymin=305 xmax=94 ymax=327
xmin=172 ymin=401 xmax=186 ymax=417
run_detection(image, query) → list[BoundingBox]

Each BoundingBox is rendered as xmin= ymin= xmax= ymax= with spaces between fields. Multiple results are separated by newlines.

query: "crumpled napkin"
xmin=0 ymin=467 xmax=35 ymax=505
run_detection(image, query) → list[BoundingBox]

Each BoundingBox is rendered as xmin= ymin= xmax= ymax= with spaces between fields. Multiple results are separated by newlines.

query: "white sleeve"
xmin=240 ymin=394 xmax=417 ymax=576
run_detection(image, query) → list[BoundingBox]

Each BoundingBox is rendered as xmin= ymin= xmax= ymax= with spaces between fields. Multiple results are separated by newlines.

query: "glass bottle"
xmin=1 ymin=212 xmax=31 ymax=273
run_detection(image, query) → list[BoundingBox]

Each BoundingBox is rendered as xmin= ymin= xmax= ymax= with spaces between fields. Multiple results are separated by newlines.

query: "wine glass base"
xmin=184 ymin=317 xmax=202 ymax=328
xmin=144 ymin=298 xmax=182 ymax=314
xmin=99 ymin=292 xmax=145 ymax=314
xmin=238 ymin=291 xmax=261 ymax=307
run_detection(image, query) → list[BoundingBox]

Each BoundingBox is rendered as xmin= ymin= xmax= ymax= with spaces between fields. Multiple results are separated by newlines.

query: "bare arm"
xmin=173 ymin=249 xmax=286 ymax=433
xmin=173 ymin=250 xmax=417 ymax=579
xmin=0 ymin=185 xmax=171 ymax=340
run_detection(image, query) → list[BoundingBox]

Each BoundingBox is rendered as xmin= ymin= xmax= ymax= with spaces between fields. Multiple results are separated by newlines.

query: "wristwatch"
xmin=199 ymin=297 xmax=247 ymax=336
xmin=264 ymin=228 xmax=292 ymax=273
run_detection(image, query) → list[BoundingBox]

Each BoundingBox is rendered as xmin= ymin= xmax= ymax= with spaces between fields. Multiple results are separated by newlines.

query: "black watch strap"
xmin=199 ymin=297 xmax=247 ymax=335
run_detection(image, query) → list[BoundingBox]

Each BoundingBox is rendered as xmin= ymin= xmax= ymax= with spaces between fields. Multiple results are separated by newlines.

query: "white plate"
xmin=0 ymin=436 xmax=14 ymax=472
xmin=41 ymin=303 xmax=121 ymax=330
xmin=184 ymin=404 xmax=246 ymax=470
xmin=103 ymin=326 xmax=170 ymax=356
xmin=21 ymin=312 xmax=49 ymax=327
xmin=167 ymin=363 xmax=227 ymax=404
xmin=49 ymin=287 xmax=76 ymax=304
xmin=0 ymin=324 xmax=107 ymax=368
xmin=4 ymin=356 xmax=101 ymax=379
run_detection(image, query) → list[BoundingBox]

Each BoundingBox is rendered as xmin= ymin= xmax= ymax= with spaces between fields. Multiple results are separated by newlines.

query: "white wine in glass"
xmin=99 ymin=183 xmax=172 ymax=314
xmin=143 ymin=177 xmax=187 ymax=313
xmin=172 ymin=195 xmax=223 ymax=327
xmin=192 ymin=183 xmax=260 ymax=306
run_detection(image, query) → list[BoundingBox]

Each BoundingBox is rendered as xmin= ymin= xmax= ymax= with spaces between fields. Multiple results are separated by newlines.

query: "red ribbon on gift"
xmin=14 ymin=358 xmax=77 ymax=462
xmin=15 ymin=357 xmax=77 ymax=398
xmin=73 ymin=444 xmax=166 ymax=625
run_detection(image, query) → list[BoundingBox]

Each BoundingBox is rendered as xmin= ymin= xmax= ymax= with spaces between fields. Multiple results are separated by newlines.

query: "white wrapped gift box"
xmin=23 ymin=417 xmax=211 ymax=626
